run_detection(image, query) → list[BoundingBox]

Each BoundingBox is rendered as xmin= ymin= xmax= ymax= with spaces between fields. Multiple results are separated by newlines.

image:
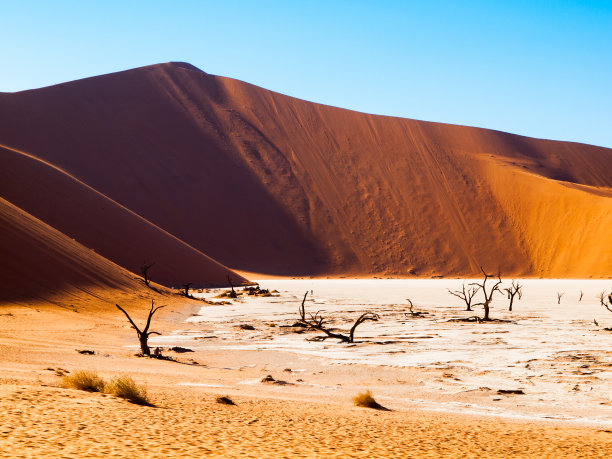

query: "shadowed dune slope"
xmin=0 ymin=62 xmax=610 ymax=277
xmin=0 ymin=196 xmax=140 ymax=302
xmin=0 ymin=144 xmax=248 ymax=289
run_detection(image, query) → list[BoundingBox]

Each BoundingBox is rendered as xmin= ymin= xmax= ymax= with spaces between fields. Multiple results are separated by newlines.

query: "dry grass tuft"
xmin=216 ymin=396 xmax=236 ymax=405
xmin=352 ymin=390 xmax=390 ymax=411
xmin=61 ymin=370 xmax=105 ymax=392
xmin=105 ymin=376 xmax=153 ymax=406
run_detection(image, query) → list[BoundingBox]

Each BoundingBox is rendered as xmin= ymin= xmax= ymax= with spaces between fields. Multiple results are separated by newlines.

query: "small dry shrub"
xmin=61 ymin=370 xmax=105 ymax=392
xmin=105 ymin=375 xmax=153 ymax=406
xmin=352 ymin=390 xmax=390 ymax=411
xmin=216 ymin=395 xmax=236 ymax=405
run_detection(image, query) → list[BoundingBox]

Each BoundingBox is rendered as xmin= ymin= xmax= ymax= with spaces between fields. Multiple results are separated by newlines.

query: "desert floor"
xmin=1 ymin=283 xmax=612 ymax=458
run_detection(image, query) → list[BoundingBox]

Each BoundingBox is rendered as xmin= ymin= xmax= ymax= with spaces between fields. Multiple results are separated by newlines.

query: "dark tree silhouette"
xmin=116 ymin=300 xmax=166 ymax=356
xmin=504 ymin=280 xmax=523 ymax=312
xmin=404 ymin=299 xmax=427 ymax=317
xmin=469 ymin=267 xmax=503 ymax=321
xmin=448 ymin=282 xmax=480 ymax=311
xmin=141 ymin=262 xmax=155 ymax=287
xmin=599 ymin=291 xmax=612 ymax=312
xmin=182 ymin=283 xmax=193 ymax=298
xmin=557 ymin=292 xmax=565 ymax=304
xmin=297 ymin=291 xmax=379 ymax=343
xmin=227 ymin=275 xmax=237 ymax=299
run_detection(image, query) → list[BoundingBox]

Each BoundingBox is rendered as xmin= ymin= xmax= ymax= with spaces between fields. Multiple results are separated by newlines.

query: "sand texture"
xmin=0 ymin=61 xmax=610 ymax=279
xmin=2 ymin=288 xmax=612 ymax=458
xmin=3 ymin=385 xmax=612 ymax=458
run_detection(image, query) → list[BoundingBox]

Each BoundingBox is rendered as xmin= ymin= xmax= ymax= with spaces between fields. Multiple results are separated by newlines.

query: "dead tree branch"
xmin=504 ymin=280 xmax=523 ymax=312
xmin=349 ymin=313 xmax=380 ymax=342
xmin=557 ymin=292 xmax=565 ymax=304
xmin=469 ymin=267 xmax=503 ymax=321
xmin=298 ymin=291 xmax=308 ymax=322
xmin=227 ymin=275 xmax=237 ymax=299
xmin=297 ymin=291 xmax=379 ymax=343
xmin=141 ymin=262 xmax=155 ymax=287
xmin=182 ymin=283 xmax=193 ymax=298
xmin=448 ymin=283 xmax=480 ymax=311
xmin=404 ymin=299 xmax=427 ymax=317
xmin=116 ymin=300 xmax=166 ymax=356
xmin=599 ymin=291 xmax=612 ymax=313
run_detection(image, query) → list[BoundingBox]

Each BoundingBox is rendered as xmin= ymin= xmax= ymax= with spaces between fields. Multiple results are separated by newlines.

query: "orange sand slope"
xmin=0 ymin=62 xmax=610 ymax=279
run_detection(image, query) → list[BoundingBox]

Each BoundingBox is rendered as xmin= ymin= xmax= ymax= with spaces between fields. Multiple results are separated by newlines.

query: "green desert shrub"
xmin=105 ymin=375 xmax=153 ymax=406
xmin=61 ymin=370 xmax=105 ymax=392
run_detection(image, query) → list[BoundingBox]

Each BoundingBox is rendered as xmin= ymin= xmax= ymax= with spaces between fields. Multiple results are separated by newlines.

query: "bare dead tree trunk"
xmin=404 ymin=299 xmax=427 ymax=318
xmin=116 ymin=300 xmax=166 ymax=356
xmin=600 ymin=291 xmax=612 ymax=313
xmin=579 ymin=290 xmax=584 ymax=302
xmin=298 ymin=291 xmax=308 ymax=322
xmin=470 ymin=267 xmax=503 ymax=321
xmin=448 ymin=282 xmax=480 ymax=311
xmin=227 ymin=275 xmax=237 ymax=299
xmin=557 ymin=292 xmax=565 ymax=304
xmin=297 ymin=291 xmax=379 ymax=343
xmin=504 ymin=280 xmax=523 ymax=312
xmin=348 ymin=313 xmax=379 ymax=342
xmin=182 ymin=283 xmax=193 ymax=298
xmin=141 ymin=262 xmax=155 ymax=287
xmin=598 ymin=291 xmax=605 ymax=306
xmin=407 ymin=299 xmax=416 ymax=316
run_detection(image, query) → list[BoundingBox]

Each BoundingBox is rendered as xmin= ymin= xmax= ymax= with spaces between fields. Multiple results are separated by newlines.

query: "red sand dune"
xmin=0 ymin=62 xmax=610 ymax=281
xmin=0 ymin=143 xmax=248 ymax=293
xmin=0 ymin=196 xmax=139 ymax=302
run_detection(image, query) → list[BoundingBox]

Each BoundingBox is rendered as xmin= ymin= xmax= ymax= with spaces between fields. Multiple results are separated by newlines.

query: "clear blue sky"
xmin=1 ymin=1 xmax=611 ymax=148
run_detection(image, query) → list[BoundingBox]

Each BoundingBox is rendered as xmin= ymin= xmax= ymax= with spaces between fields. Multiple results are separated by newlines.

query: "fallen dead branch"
xmin=297 ymin=292 xmax=379 ymax=343
xmin=404 ymin=299 xmax=428 ymax=317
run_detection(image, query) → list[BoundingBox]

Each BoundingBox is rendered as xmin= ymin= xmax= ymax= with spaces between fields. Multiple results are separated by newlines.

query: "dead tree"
xmin=504 ymin=280 xmax=523 ymax=312
xmin=599 ymin=291 xmax=612 ymax=312
xmin=298 ymin=291 xmax=309 ymax=322
xmin=297 ymin=291 xmax=379 ymax=343
xmin=227 ymin=275 xmax=237 ymax=299
xmin=469 ymin=267 xmax=503 ymax=321
xmin=448 ymin=283 xmax=480 ymax=311
xmin=116 ymin=300 xmax=166 ymax=356
xmin=141 ymin=262 xmax=155 ymax=287
xmin=404 ymin=299 xmax=427 ymax=317
xmin=182 ymin=283 xmax=193 ymax=298
xmin=579 ymin=290 xmax=584 ymax=302
xmin=557 ymin=292 xmax=565 ymax=304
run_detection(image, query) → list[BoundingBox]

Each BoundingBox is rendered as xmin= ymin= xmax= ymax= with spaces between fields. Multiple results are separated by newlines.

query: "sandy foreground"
xmin=1 ymin=287 xmax=612 ymax=458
